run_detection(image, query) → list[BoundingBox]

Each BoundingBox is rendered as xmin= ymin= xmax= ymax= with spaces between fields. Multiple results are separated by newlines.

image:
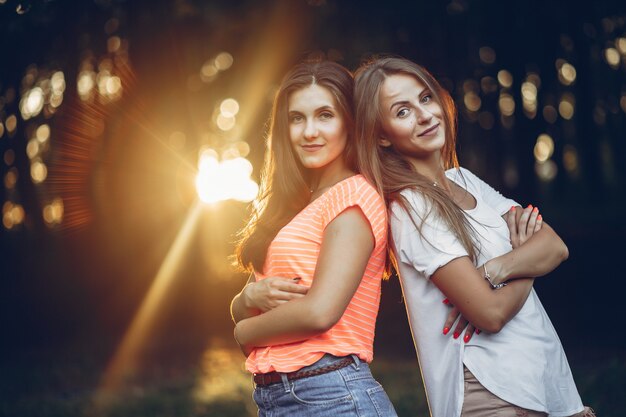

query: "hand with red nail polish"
xmin=441 ymin=299 xmax=476 ymax=341
xmin=508 ymin=203 xmax=543 ymax=249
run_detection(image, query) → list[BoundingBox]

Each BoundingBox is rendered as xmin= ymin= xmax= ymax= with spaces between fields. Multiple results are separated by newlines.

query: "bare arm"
xmin=234 ymin=207 xmax=374 ymax=350
xmin=433 ymin=257 xmax=534 ymax=334
xmin=230 ymin=274 xmax=308 ymax=324
xmin=230 ymin=274 xmax=259 ymax=323
xmin=441 ymin=205 xmax=567 ymax=335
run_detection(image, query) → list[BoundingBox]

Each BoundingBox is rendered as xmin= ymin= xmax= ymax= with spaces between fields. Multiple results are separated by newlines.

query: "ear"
xmin=379 ymin=137 xmax=392 ymax=147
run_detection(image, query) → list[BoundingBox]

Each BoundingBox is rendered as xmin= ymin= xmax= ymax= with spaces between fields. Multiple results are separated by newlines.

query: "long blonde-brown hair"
xmin=236 ymin=60 xmax=356 ymax=272
xmin=354 ymin=56 xmax=477 ymax=262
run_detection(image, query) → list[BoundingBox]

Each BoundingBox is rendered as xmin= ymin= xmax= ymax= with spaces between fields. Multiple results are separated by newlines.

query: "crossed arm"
xmin=439 ymin=205 xmax=569 ymax=336
xmin=233 ymin=204 xmax=569 ymax=349
xmin=232 ymin=207 xmax=374 ymax=354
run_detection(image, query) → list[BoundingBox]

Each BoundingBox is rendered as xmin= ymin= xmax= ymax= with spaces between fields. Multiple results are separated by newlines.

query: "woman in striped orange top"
xmin=230 ymin=60 xmax=398 ymax=416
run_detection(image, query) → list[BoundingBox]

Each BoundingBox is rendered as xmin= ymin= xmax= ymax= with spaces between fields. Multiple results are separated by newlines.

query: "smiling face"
xmin=378 ymin=73 xmax=446 ymax=163
xmin=288 ymin=84 xmax=348 ymax=172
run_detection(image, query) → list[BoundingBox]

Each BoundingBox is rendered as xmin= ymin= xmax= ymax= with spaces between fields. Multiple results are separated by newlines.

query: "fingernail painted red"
xmin=533 ymin=207 xmax=539 ymax=212
xmin=464 ymin=334 xmax=470 ymax=343
xmin=538 ymin=215 xmax=543 ymax=220
xmin=475 ymin=329 xmax=480 ymax=334
xmin=442 ymin=298 xmax=450 ymax=304
xmin=527 ymin=204 xmax=533 ymax=208
xmin=443 ymin=327 xmax=450 ymax=335
xmin=453 ymin=331 xmax=460 ymax=339
xmin=510 ymin=206 xmax=516 ymax=211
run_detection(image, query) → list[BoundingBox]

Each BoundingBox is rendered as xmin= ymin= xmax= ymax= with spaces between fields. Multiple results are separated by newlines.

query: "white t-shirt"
xmin=390 ymin=167 xmax=584 ymax=417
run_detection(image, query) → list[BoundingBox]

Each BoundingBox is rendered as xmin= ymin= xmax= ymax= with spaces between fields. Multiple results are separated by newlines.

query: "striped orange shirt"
xmin=245 ymin=175 xmax=388 ymax=373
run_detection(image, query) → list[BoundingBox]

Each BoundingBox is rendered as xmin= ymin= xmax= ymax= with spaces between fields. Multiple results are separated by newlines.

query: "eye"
xmin=319 ymin=111 xmax=334 ymax=120
xmin=421 ymin=94 xmax=432 ymax=104
xmin=396 ymin=108 xmax=410 ymax=118
xmin=289 ymin=114 xmax=304 ymax=123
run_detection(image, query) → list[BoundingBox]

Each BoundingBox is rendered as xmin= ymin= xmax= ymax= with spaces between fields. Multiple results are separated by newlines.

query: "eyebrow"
xmin=389 ymin=100 xmax=410 ymax=112
xmin=288 ymin=104 xmax=336 ymax=114
xmin=388 ymin=88 xmax=430 ymax=111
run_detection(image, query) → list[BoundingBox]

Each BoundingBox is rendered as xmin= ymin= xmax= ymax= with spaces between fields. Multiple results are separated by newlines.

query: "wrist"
xmin=486 ymin=258 xmax=508 ymax=285
xmin=483 ymin=260 xmax=507 ymax=289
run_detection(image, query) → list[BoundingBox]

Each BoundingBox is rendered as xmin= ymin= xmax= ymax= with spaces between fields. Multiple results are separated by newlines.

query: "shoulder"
xmin=391 ymin=187 xmax=429 ymax=219
xmin=333 ymin=174 xmax=377 ymax=195
xmin=446 ymin=166 xmax=479 ymax=182
xmin=323 ymin=175 xmax=387 ymax=247
xmin=328 ymin=175 xmax=384 ymax=208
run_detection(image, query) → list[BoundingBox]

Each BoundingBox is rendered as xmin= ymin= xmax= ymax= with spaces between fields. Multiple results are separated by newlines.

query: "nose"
xmin=416 ymin=107 xmax=433 ymax=125
xmin=303 ymin=119 xmax=318 ymax=140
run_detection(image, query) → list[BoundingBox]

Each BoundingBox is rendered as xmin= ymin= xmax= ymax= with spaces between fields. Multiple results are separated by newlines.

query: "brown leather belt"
xmin=253 ymin=356 xmax=354 ymax=386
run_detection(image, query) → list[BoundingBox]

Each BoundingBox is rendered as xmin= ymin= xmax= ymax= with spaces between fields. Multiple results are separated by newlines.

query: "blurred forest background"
xmin=1 ymin=0 xmax=625 ymax=416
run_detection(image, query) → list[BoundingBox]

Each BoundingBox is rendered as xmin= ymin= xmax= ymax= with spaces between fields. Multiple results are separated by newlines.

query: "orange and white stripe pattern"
xmin=246 ymin=175 xmax=388 ymax=374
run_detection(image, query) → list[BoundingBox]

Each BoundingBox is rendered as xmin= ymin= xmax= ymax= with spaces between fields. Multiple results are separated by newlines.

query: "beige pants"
xmin=460 ymin=366 xmax=593 ymax=417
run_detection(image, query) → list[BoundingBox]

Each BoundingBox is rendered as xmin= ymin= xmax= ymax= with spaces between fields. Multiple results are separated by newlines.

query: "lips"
xmin=302 ymin=144 xmax=324 ymax=152
xmin=418 ymin=123 xmax=440 ymax=137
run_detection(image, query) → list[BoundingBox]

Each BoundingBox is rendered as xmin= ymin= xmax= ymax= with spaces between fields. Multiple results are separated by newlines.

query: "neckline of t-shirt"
xmin=444 ymin=168 xmax=479 ymax=213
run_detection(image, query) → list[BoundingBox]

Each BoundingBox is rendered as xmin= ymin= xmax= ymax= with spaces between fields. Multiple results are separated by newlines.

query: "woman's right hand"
xmin=242 ymin=276 xmax=309 ymax=313
xmin=507 ymin=205 xmax=542 ymax=249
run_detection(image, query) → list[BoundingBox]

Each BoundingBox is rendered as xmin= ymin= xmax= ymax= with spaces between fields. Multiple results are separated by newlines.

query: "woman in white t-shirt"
xmin=353 ymin=56 xmax=594 ymax=417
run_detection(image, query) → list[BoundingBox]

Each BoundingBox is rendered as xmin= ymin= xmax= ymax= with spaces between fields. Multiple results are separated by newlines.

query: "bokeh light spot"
xmin=4 ymin=168 xmax=18 ymax=189
xmin=36 ymin=124 xmax=50 ymax=142
xmin=604 ymin=47 xmax=620 ymax=68
xmin=535 ymin=160 xmax=558 ymax=181
xmin=464 ymin=92 xmax=481 ymax=112
xmin=31 ymin=160 xmax=48 ymax=183
xmin=43 ymin=198 xmax=64 ymax=226
xmin=534 ymin=134 xmax=554 ymax=162
xmin=5 ymin=114 xmax=17 ymax=134
xmin=543 ymin=105 xmax=558 ymax=123
xmin=214 ymin=52 xmax=234 ymax=71
xmin=2 ymin=201 xmax=25 ymax=229
xmin=220 ymin=98 xmax=240 ymax=117
xmin=558 ymin=62 xmax=577 ymax=85
xmin=559 ymin=93 xmax=575 ymax=120
xmin=497 ymin=70 xmax=513 ymax=88
xmin=216 ymin=114 xmax=236 ymax=131
xmin=498 ymin=93 xmax=515 ymax=116
xmin=4 ymin=149 xmax=15 ymax=166
xmin=20 ymin=87 xmax=45 ymax=119
xmin=107 ymin=36 xmax=122 ymax=53
xmin=479 ymin=46 xmax=496 ymax=64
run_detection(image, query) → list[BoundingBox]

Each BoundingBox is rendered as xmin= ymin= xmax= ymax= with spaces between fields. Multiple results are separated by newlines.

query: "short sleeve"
xmin=320 ymin=176 xmax=387 ymax=251
xmin=390 ymin=190 xmax=468 ymax=278
xmin=458 ymin=167 xmax=518 ymax=215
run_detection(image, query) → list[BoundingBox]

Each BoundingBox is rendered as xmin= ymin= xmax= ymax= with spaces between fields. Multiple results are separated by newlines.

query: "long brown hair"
xmin=236 ymin=60 xmax=356 ymax=272
xmin=354 ymin=56 xmax=477 ymax=262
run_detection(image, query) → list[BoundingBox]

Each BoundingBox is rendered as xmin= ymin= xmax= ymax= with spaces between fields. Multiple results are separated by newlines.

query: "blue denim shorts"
xmin=253 ymin=354 xmax=398 ymax=417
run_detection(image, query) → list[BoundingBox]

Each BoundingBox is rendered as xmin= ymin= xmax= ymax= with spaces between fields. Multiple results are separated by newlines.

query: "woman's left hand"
xmin=441 ymin=299 xmax=479 ymax=342
xmin=507 ymin=205 xmax=542 ymax=249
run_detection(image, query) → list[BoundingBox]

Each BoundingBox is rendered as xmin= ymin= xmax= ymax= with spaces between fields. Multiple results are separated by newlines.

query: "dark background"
xmin=1 ymin=0 xmax=625 ymax=416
